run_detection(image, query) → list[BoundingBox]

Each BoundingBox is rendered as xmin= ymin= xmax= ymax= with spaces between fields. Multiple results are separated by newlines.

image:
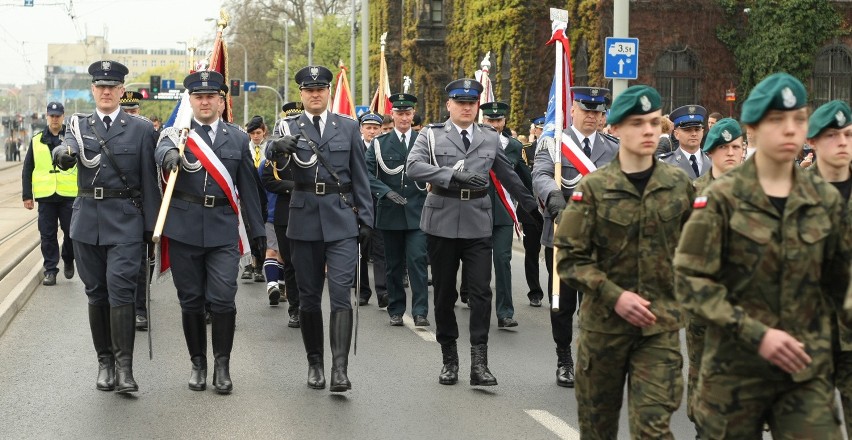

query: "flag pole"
xmin=550 ymin=8 xmax=569 ymax=312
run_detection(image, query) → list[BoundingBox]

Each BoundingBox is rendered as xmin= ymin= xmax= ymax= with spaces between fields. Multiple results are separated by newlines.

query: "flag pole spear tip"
xmin=380 ymin=32 xmax=387 ymax=48
xmin=217 ymin=9 xmax=230 ymax=29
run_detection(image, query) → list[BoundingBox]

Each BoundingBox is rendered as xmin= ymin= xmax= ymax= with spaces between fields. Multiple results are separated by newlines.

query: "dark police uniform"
xmin=267 ymin=66 xmax=374 ymax=393
xmin=520 ymin=115 xmax=545 ymax=305
xmin=365 ymin=96 xmax=429 ymax=326
xmin=154 ymin=71 xmax=265 ymax=394
xmin=22 ymin=102 xmax=76 ymax=285
xmin=52 ymin=61 xmax=161 ymax=394
xmin=531 ymin=86 xmax=618 ymax=388
xmin=406 ymin=78 xmax=538 ymax=387
xmin=659 ymin=105 xmax=710 ymax=180
xmin=356 ymin=113 xmax=388 ymax=308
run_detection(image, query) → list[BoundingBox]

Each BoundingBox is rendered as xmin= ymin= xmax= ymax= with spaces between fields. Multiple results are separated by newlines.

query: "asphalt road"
xmin=0 ymin=244 xmax=744 ymax=440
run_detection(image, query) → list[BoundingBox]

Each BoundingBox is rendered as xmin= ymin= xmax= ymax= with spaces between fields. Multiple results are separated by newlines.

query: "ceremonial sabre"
xmin=146 ymin=250 xmax=152 ymax=360
xmin=354 ymin=245 xmax=361 ymax=355
xmin=550 ymin=8 xmax=570 ymax=312
xmin=152 ymin=91 xmax=193 ymax=242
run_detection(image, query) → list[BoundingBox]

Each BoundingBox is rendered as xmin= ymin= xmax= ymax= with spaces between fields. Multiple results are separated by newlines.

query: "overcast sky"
xmin=1 ymin=0 xmax=226 ymax=87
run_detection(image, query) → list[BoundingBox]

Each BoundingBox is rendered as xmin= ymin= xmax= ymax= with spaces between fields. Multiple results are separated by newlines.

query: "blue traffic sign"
xmin=244 ymin=82 xmax=257 ymax=92
xmin=355 ymin=106 xmax=369 ymax=118
xmin=604 ymin=37 xmax=639 ymax=80
xmin=162 ymin=79 xmax=176 ymax=91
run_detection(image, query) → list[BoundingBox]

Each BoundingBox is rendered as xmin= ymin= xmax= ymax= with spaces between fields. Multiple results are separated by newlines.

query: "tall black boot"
xmin=300 ymin=310 xmax=325 ymax=389
xmin=556 ymin=347 xmax=575 ymax=388
xmin=211 ymin=311 xmax=236 ymax=394
xmin=470 ymin=344 xmax=497 ymax=386
xmin=88 ymin=304 xmax=115 ymax=391
xmin=439 ymin=343 xmax=459 ymax=385
xmin=182 ymin=312 xmax=207 ymax=391
xmin=329 ymin=310 xmax=353 ymax=392
xmin=111 ymin=304 xmax=138 ymax=393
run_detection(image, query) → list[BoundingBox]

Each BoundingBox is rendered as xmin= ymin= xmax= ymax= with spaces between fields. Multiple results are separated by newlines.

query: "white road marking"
xmin=402 ymin=314 xmax=437 ymax=342
xmin=524 ymin=409 xmax=580 ymax=440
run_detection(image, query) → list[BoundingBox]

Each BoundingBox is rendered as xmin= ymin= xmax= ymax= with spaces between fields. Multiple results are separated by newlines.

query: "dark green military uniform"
xmin=555 ymin=156 xmax=694 ymax=439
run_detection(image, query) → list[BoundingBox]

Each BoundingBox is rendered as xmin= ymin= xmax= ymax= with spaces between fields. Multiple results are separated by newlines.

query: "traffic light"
xmin=150 ymin=75 xmax=161 ymax=94
xmin=230 ymin=79 xmax=240 ymax=97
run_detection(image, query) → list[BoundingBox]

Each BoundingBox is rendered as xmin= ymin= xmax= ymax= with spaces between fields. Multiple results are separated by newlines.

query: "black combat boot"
xmin=111 ymin=304 xmax=138 ymax=393
xmin=300 ymin=310 xmax=325 ymax=389
xmin=182 ymin=312 xmax=207 ymax=391
xmin=329 ymin=310 xmax=353 ymax=392
xmin=470 ymin=344 xmax=497 ymax=386
xmin=211 ymin=311 xmax=236 ymax=394
xmin=556 ymin=347 xmax=575 ymax=388
xmin=88 ymin=304 xmax=115 ymax=391
xmin=439 ymin=343 xmax=459 ymax=385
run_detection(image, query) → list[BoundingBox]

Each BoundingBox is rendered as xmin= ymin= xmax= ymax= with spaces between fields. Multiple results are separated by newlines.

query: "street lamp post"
xmin=230 ymin=41 xmax=250 ymax=126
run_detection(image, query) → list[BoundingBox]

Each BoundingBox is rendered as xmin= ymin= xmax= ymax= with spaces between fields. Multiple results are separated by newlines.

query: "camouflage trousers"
xmin=575 ymin=329 xmax=682 ymax=440
xmin=836 ymin=350 xmax=852 ymax=437
xmin=685 ymin=316 xmax=707 ymax=425
xmin=695 ymin=372 xmax=841 ymax=439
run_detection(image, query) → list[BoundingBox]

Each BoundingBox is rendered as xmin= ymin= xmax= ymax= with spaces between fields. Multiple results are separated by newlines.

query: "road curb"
xmin=0 ymin=248 xmax=43 ymax=338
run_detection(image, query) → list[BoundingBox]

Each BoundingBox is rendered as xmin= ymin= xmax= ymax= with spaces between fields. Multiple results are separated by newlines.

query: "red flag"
xmin=370 ymin=32 xmax=393 ymax=114
xmin=207 ymin=29 xmax=233 ymax=123
xmin=332 ymin=63 xmax=356 ymax=118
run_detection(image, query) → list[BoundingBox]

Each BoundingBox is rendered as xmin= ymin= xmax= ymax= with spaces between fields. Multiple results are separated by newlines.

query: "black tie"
xmin=401 ymin=133 xmax=406 ymax=147
xmin=689 ymin=154 xmax=699 ymax=176
xmin=313 ymin=115 xmax=322 ymax=137
xmin=461 ymin=130 xmax=470 ymax=151
xmin=582 ymin=138 xmax=591 ymax=158
xmin=103 ymin=116 xmax=112 ymax=131
xmin=202 ymin=124 xmax=212 ymax=135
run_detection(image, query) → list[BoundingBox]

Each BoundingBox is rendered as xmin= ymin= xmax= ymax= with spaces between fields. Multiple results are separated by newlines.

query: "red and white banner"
xmin=560 ymin=137 xmax=597 ymax=176
xmin=332 ymin=63 xmax=356 ymax=118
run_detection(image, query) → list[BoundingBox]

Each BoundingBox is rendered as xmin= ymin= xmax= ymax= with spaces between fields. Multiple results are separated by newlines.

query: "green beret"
xmin=740 ymin=73 xmax=807 ymax=125
xmin=481 ymin=101 xmax=509 ymax=119
xmin=606 ymin=85 xmax=662 ymax=126
xmin=808 ymin=100 xmax=852 ymax=139
xmin=702 ymin=118 xmax=743 ymax=153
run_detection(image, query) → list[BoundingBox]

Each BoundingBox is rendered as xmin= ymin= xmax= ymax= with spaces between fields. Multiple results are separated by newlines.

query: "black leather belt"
xmin=294 ymin=182 xmax=352 ymax=195
xmin=430 ymin=186 xmax=488 ymax=200
xmin=173 ymin=190 xmax=230 ymax=208
xmin=78 ymin=188 xmax=141 ymax=199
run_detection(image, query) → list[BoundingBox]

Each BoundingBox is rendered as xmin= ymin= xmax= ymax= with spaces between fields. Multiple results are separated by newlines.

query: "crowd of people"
xmin=18 ymin=57 xmax=852 ymax=438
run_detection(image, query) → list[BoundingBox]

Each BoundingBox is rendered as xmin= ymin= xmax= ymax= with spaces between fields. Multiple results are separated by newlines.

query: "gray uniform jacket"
xmin=658 ymin=148 xmax=710 ymax=180
xmin=406 ymin=122 xmax=537 ymax=239
xmin=279 ymin=111 xmax=373 ymax=242
xmin=532 ymin=129 xmax=618 ymax=247
xmin=154 ymin=121 xmax=264 ymax=248
xmin=56 ymin=111 xmax=161 ymax=245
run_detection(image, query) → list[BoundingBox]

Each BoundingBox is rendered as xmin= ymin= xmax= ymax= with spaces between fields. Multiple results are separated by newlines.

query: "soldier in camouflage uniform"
xmin=554 ymin=85 xmax=694 ymax=439
xmin=684 ymin=117 xmax=744 ymax=434
xmin=674 ymin=73 xmax=851 ymax=439
xmin=806 ymin=99 xmax=852 ymax=436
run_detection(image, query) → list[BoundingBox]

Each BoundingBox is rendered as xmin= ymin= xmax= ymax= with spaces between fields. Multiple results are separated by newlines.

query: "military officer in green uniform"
xmin=365 ymin=93 xmax=429 ymax=327
xmin=554 ymin=85 xmax=695 ymax=439
xmin=674 ymin=73 xmax=851 ymax=439
xmin=683 ymin=117 xmax=744 ymax=435
xmin=806 ymin=99 xmax=852 ymax=436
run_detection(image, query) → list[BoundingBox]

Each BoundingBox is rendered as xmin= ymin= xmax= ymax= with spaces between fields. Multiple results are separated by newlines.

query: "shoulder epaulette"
xmin=478 ymin=123 xmax=496 ymax=131
xmin=284 ymin=114 xmax=301 ymax=121
xmin=128 ymin=113 xmax=153 ymax=125
xmin=601 ymin=132 xmax=619 ymax=144
xmin=72 ymin=112 xmax=92 ymax=119
xmin=658 ymin=151 xmax=674 ymax=160
xmin=224 ymin=121 xmax=247 ymax=134
xmin=336 ymin=113 xmax=356 ymax=121
xmin=375 ymin=132 xmax=391 ymax=140
xmin=426 ymin=123 xmax=445 ymax=128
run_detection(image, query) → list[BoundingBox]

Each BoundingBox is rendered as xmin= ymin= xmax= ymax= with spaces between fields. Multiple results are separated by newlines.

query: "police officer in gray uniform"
xmin=53 ymin=60 xmax=161 ymax=393
xmin=155 ymin=71 xmax=265 ymax=394
xmin=407 ymin=78 xmax=538 ymax=387
xmin=532 ymin=86 xmax=619 ymax=388
xmin=266 ymin=65 xmax=374 ymax=393
xmin=659 ymin=105 xmax=710 ymax=180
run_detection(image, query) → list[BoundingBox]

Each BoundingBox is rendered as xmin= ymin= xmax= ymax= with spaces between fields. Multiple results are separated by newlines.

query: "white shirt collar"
xmin=96 ymin=107 xmax=121 ymax=127
xmin=394 ymin=128 xmax=411 ymax=143
xmin=194 ymin=118 xmax=220 ymax=134
xmin=451 ymin=122 xmax=474 ymax=141
xmin=570 ymin=126 xmax=597 ymax=150
xmin=679 ymin=147 xmax=703 ymax=169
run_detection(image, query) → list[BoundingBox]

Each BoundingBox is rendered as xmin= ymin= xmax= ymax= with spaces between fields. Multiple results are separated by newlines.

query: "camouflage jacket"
xmin=808 ymin=161 xmax=852 ymax=352
xmin=674 ymin=157 xmax=851 ymax=381
xmin=691 ymin=168 xmax=716 ymax=195
xmin=554 ymin=157 xmax=695 ymax=335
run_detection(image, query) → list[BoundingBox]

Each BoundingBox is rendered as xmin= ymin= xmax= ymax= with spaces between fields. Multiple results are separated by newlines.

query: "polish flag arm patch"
xmin=693 ymin=196 xmax=708 ymax=209
xmin=571 ymin=192 xmax=584 ymax=202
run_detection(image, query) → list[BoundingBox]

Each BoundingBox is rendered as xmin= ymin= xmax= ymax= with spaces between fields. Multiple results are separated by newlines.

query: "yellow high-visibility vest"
xmin=31 ymin=131 xmax=77 ymax=199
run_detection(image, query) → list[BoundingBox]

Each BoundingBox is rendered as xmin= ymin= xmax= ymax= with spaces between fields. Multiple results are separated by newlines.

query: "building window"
xmin=142 ymin=60 xmax=147 ymax=67
xmin=431 ymin=1 xmax=443 ymax=23
xmin=655 ymin=48 xmax=701 ymax=114
xmin=812 ymin=45 xmax=852 ymax=107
